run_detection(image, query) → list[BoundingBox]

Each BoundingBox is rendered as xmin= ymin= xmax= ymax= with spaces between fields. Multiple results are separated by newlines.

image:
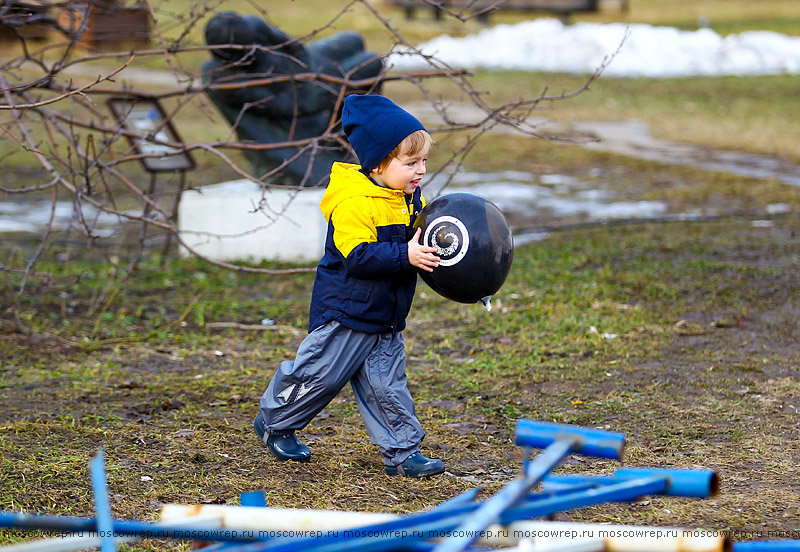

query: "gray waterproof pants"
xmin=259 ymin=320 xmax=425 ymax=466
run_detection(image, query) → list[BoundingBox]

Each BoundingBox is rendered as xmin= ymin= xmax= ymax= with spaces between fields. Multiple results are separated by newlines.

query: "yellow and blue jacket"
xmin=308 ymin=162 xmax=425 ymax=334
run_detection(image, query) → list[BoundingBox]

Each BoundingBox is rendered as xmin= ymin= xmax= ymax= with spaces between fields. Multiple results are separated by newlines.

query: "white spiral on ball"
xmin=433 ymin=232 xmax=459 ymax=257
xmin=424 ymin=216 xmax=470 ymax=267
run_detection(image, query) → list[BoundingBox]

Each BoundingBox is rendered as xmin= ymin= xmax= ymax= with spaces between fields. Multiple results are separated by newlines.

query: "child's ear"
xmin=371 ymin=167 xmax=383 ymax=175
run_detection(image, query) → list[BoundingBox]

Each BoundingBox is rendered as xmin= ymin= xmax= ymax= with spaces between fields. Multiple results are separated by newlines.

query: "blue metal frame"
xmin=89 ymin=448 xmax=117 ymax=552
xmin=3 ymin=418 xmax=786 ymax=552
xmin=435 ymin=419 xmax=627 ymax=552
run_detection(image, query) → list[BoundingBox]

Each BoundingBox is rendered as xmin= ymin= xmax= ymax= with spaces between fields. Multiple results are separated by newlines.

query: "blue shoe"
xmin=253 ymin=413 xmax=311 ymax=463
xmin=385 ymin=452 xmax=445 ymax=478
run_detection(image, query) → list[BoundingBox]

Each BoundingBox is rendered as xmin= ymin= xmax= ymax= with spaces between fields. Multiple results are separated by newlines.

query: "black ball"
xmin=413 ymin=192 xmax=514 ymax=304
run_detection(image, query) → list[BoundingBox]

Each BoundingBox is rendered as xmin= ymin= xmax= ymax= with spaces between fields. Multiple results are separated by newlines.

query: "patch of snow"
xmin=387 ymin=19 xmax=800 ymax=77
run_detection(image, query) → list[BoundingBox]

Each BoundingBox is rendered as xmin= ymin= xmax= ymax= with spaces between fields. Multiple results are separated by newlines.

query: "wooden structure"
xmin=58 ymin=0 xmax=150 ymax=49
xmin=0 ymin=0 xmax=54 ymax=42
xmin=390 ymin=0 xmax=607 ymax=23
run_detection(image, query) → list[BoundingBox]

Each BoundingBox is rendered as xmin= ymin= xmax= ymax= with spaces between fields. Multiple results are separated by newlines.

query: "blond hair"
xmin=373 ymin=129 xmax=432 ymax=173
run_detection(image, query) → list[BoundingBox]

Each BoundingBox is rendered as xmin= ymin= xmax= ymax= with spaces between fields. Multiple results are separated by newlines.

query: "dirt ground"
xmin=2 ymin=208 xmax=800 ymax=550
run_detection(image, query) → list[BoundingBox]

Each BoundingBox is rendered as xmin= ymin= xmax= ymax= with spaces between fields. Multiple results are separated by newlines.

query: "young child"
xmin=254 ymin=94 xmax=445 ymax=477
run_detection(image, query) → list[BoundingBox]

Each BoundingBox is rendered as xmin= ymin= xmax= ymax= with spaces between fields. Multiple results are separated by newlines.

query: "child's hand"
xmin=408 ymin=227 xmax=440 ymax=272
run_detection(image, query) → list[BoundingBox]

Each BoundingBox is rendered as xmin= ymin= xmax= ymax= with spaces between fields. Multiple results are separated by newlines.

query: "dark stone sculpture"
xmin=202 ymin=12 xmax=384 ymax=186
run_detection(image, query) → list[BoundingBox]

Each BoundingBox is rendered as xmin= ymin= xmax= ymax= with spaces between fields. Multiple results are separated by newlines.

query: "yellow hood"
xmin=320 ymin=162 xmax=407 ymax=222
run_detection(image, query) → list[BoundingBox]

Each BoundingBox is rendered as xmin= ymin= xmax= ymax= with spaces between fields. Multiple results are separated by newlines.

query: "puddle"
xmin=424 ymin=169 xmax=671 ymax=244
xmin=0 ymin=200 xmax=133 ymax=236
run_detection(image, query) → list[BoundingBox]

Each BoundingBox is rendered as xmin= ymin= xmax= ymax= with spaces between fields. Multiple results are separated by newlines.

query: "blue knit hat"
xmin=342 ymin=94 xmax=426 ymax=174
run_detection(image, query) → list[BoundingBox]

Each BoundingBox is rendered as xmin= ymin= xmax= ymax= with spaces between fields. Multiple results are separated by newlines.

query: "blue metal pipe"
xmin=90 ymin=449 xmax=117 ymax=552
xmin=432 ymin=488 xmax=481 ymax=510
xmin=542 ymin=468 xmax=719 ymax=498
xmin=526 ymin=482 xmax=601 ymax=499
xmin=515 ymin=420 xmax=626 ymax=460
xmin=734 ymin=543 xmax=800 ymax=552
xmin=614 ymin=468 xmax=719 ymax=498
xmin=540 ymin=474 xmax=616 ymax=492
xmin=501 ymin=476 xmax=670 ymax=524
xmin=240 ymin=491 xmax=268 ymax=508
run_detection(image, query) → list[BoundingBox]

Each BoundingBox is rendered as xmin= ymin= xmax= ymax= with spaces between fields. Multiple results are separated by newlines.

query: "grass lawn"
xmin=2 ymin=212 xmax=800 ymax=542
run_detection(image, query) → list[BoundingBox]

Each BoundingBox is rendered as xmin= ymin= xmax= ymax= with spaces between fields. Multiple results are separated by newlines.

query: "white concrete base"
xmin=178 ymin=180 xmax=327 ymax=263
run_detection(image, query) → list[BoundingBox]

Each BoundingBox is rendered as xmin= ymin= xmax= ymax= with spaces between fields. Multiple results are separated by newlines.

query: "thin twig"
xmin=0 ymin=56 xmax=134 ymax=110
xmin=73 ymin=294 xmax=202 ymax=352
xmin=205 ymin=321 xmax=301 ymax=335
xmin=18 ymin=184 xmax=58 ymax=294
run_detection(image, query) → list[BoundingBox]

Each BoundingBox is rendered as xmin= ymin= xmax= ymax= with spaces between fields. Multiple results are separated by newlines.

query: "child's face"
xmin=371 ymin=142 xmax=430 ymax=195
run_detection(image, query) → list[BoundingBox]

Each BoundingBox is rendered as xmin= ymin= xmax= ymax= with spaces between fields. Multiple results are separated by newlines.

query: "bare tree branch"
xmin=0 ymin=0 xmax=617 ymax=283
